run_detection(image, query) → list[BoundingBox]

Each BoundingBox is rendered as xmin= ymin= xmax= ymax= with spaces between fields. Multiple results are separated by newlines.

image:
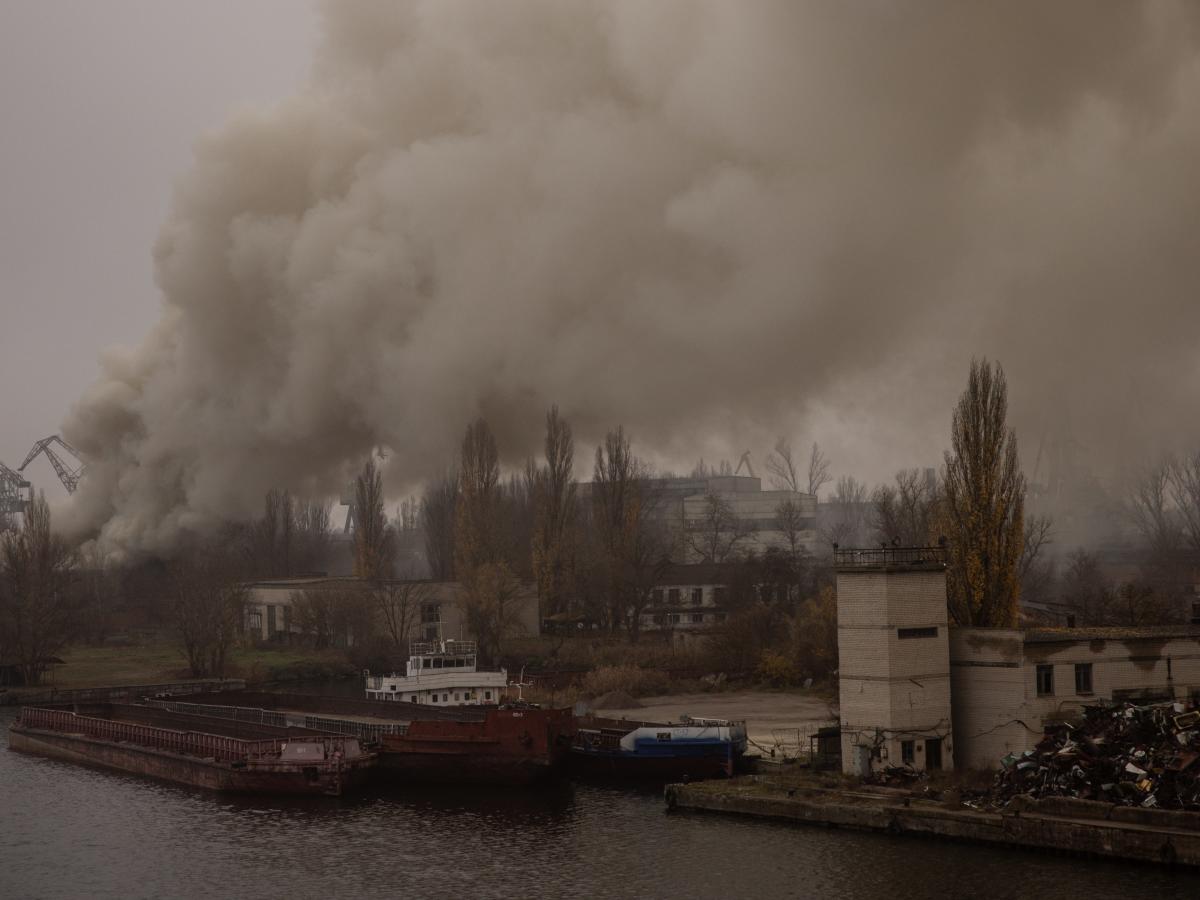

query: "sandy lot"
xmin=593 ymin=690 xmax=836 ymax=751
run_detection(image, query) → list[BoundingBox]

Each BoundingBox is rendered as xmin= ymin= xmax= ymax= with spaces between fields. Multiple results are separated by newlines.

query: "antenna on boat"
xmin=508 ymin=666 xmax=532 ymax=703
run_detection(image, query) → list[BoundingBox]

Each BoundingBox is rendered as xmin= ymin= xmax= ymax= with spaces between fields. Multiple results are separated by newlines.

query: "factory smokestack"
xmin=60 ymin=1 xmax=1200 ymax=557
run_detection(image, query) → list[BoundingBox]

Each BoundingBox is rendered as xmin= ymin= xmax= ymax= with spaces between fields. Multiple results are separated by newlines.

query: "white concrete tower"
xmin=835 ymin=546 xmax=954 ymax=776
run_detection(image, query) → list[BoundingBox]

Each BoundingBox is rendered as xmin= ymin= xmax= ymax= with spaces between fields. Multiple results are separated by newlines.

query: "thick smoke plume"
xmin=62 ymin=0 xmax=1200 ymax=556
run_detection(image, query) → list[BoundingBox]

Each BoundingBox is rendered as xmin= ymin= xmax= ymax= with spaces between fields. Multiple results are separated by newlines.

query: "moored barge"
xmin=9 ymin=704 xmax=376 ymax=796
xmin=143 ymin=692 xmax=576 ymax=785
xmin=570 ymin=715 xmax=747 ymax=781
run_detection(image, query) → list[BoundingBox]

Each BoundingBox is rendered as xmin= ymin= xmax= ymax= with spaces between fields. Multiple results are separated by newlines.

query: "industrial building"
xmin=648 ymin=474 xmax=818 ymax=563
xmin=834 ymin=545 xmax=1200 ymax=775
xmin=243 ymin=576 xmax=541 ymax=647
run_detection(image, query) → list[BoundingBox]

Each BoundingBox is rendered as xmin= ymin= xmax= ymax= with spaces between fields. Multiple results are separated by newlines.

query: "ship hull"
xmin=376 ymin=707 xmax=575 ymax=785
xmin=9 ymin=725 xmax=373 ymax=796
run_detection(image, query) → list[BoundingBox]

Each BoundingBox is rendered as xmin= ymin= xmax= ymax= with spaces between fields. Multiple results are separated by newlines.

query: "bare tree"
xmin=773 ymin=498 xmax=810 ymax=575
xmin=943 ymin=359 xmax=1026 ymax=627
xmin=1127 ymin=459 xmax=1185 ymax=596
xmin=873 ymin=469 xmax=942 ymax=546
xmin=354 ymin=458 xmax=396 ymax=581
xmin=1169 ymin=451 xmax=1200 ymax=558
xmin=1019 ymin=515 xmax=1056 ymax=610
xmin=0 ymin=493 xmax=76 ymax=685
xmin=454 ymin=418 xmax=520 ymax=662
xmin=821 ymin=475 xmax=869 ymax=546
xmin=591 ymin=427 xmax=669 ymax=641
xmin=374 ymin=579 xmax=430 ymax=653
xmin=807 ymin=443 xmax=832 ymax=496
xmin=455 ymin=418 xmax=503 ymax=573
xmin=1060 ymin=549 xmax=1108 ymax=625
xmin=531 ymin=406 xmax=578 ymax=618
xmin=292 ymin=499 xmax=331 ymax=574
xmin=291 ymin=586 xmax=373 ymax=650
xmin=169 ymin=552 xmax=247 ymax=678
xmin=76 ymin=544 xmax=119 ymax=646
xmin=421 ymin=469 xmax=458 ymax=581
xmin=765 ymin=438 xmax=799 ymax=492
xmin=689 ymin=491 xmax=752 ymax=563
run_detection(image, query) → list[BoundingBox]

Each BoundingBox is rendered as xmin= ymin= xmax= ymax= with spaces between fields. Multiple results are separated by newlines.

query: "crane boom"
xmin=18 ymin=435 xmax=85 ymax=494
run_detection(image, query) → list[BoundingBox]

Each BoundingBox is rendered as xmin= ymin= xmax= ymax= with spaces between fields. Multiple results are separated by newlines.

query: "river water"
xmin=3 ymin=708 xmax=1200 ymax=900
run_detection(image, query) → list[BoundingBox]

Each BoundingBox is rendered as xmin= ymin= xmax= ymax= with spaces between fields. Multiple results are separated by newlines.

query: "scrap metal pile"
xmin=983 ymin=702 xmax=1200 ymax=810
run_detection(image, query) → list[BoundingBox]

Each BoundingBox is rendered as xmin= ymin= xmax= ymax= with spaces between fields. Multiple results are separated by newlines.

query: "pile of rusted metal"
xmin=982 ymin=702 xmax=1200 ymax=810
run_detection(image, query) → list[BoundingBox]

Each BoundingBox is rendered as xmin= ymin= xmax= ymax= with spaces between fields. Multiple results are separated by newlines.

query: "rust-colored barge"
xmin=9 ymin=705 xmax=376 ymax=796
xmin=376 ymin=705 xmax=575 ymax=784
xmin=152 ymin=691 xmax=576 ymax=785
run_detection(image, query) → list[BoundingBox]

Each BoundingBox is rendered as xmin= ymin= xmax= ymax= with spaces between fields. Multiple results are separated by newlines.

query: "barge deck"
xmin=9 ymin=705 xmax=376 ymax=796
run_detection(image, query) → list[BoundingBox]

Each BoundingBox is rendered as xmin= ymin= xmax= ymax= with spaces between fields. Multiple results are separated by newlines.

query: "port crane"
xmin=19 ymin=435 xmax=85 ymax=494
xmin=0 ymin=460 xmax=31 ymax=518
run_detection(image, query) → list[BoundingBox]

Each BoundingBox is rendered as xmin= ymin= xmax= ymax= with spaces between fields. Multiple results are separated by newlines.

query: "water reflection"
xmin=3 ymin=708 xmax=1200 ymax=900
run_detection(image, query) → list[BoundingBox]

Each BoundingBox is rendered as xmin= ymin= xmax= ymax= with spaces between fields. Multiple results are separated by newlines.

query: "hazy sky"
xmin=0 ymin=1 xmax=318 ymax=498
xmin=6 ymin=2 xmax=1200 ymax=557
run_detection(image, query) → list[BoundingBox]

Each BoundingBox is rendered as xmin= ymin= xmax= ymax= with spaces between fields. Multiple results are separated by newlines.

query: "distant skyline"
xmin=0 ymin=1 xmax=318 ymax=497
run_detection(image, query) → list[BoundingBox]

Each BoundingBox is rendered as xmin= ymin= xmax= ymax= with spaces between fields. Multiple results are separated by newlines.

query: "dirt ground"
xmin=594 ymin=690 xmax=836 ymax=751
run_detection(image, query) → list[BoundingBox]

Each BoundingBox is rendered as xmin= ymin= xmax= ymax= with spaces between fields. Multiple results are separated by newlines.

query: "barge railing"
xmin=142 ymin=699 xmax=408 ymax=741
xmin=15 ymin=707 xmax=361 ymax=763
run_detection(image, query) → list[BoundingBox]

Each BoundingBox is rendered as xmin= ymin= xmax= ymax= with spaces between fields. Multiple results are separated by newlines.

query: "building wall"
xmin=244 ymin=578 xmax=540 ymax=647
xmin=837 ymin=565 xmax=954 ymax=775
xmin=950 ymin=629 xmax=1200 ymax=769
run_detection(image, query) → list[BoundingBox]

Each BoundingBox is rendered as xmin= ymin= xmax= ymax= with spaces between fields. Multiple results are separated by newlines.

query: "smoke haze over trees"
xmin=47 ymin=0 xmax=1200 ymax=559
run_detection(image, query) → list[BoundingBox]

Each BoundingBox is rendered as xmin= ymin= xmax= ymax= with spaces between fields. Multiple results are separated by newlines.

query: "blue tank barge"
xmin=570 ymin=715 xmax=747 ymax=781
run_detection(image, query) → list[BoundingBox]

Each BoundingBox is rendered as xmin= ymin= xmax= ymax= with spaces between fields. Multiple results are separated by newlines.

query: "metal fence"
xmin=18 ymin=707 xmax=284 ymax=762
xmin=143 ymin=699 xmax=407 ymax=741
xmin=832 ymin=546 xmax=947 ymax=570
xmin=144 ymin=699 xmax=287 ymax=728
xmin=303 ymin=715 xmax=407 ymax=741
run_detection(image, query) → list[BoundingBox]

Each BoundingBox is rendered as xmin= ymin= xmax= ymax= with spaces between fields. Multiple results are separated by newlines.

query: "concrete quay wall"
xmin=664 ymin=781 xmax=1200 ymax=867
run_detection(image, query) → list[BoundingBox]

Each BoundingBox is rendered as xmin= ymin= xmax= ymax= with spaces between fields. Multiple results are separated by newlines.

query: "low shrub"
xmin=578 ymin=664 xmax=671 ymax=699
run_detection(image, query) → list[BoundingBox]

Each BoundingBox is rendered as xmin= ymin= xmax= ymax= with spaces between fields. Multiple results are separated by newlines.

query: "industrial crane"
xmin=0 ymin=460 xmax=31 ymax=517
xmin=735 ymin=450 xmax=755 ymax=478
xmin=19 ymin=435 xmax=85 ymax=494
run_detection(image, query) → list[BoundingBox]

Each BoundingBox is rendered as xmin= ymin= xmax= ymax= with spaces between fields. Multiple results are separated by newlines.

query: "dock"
xmin=665 ymin=776 xmax=1200 ymax=867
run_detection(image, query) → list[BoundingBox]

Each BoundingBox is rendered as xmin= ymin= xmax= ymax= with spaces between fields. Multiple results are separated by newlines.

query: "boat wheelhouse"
xmin=364 ymin=639 xmax=508 ymax=706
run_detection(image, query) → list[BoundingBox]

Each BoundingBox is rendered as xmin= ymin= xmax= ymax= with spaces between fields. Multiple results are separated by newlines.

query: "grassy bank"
xmin=38 ymin=635 xmax=356 ymax=690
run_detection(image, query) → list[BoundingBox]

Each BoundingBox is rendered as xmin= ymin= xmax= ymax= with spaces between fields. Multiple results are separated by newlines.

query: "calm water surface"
xmin=3 ymin=708 xmax=1199 ymax=899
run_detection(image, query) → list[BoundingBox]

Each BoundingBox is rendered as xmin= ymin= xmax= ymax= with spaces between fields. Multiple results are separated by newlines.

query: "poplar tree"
xmin=943 ymin=359 xmax=1026 ymax=627
xmin=530 ymin=406 xmax=577 ymax=618
xmin=454 ymin=418 xmax=516 ymax=662
xmin=353 ymin=457 xmax=395 ymax=581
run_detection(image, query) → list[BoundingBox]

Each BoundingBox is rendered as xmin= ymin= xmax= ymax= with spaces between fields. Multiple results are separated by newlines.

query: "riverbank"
xmin=666 ymin=774 xmax=1200 ymax=867
xmin=14 ymin=635 xmax=356 ymax=692
xmin=595 ymin=690 xmax=835 ymax=749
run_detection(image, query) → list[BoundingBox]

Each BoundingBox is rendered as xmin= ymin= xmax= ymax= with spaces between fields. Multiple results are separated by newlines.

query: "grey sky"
xmin=0 ymin=1 xmax=317 ymax=497
xmin=5 ymin=2 xmax=1200 ymax=558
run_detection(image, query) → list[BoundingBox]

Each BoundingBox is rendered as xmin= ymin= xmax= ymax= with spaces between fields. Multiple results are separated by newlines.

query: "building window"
xmin=897 ymin=627 xmax=937 ymax=639
xmin=668 ymin=588 xmax=681 ymax=604
xmin=653 ymin=589 xmax=664 ymax=604
xmin=1036 ymin=664 xmax=1054 ymax=697
xmin=901 ymin=740 xmax=915 ymax=765
xmin=714 ymin=587 xmax=727 ymax=606
xmin=692 ymin=588 xmax=703 ymax=606
xmin=669 ymin=613 xmax=680 ymax=625
xmin=1075 ymin=663 xmax=1093 ymax=695
xmin=691 ymin=613 xmax=703 ymax=624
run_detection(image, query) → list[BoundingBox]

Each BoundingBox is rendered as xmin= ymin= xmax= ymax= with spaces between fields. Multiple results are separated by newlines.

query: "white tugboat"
xmin=364 ymin=640 xmax=508 ymax=706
